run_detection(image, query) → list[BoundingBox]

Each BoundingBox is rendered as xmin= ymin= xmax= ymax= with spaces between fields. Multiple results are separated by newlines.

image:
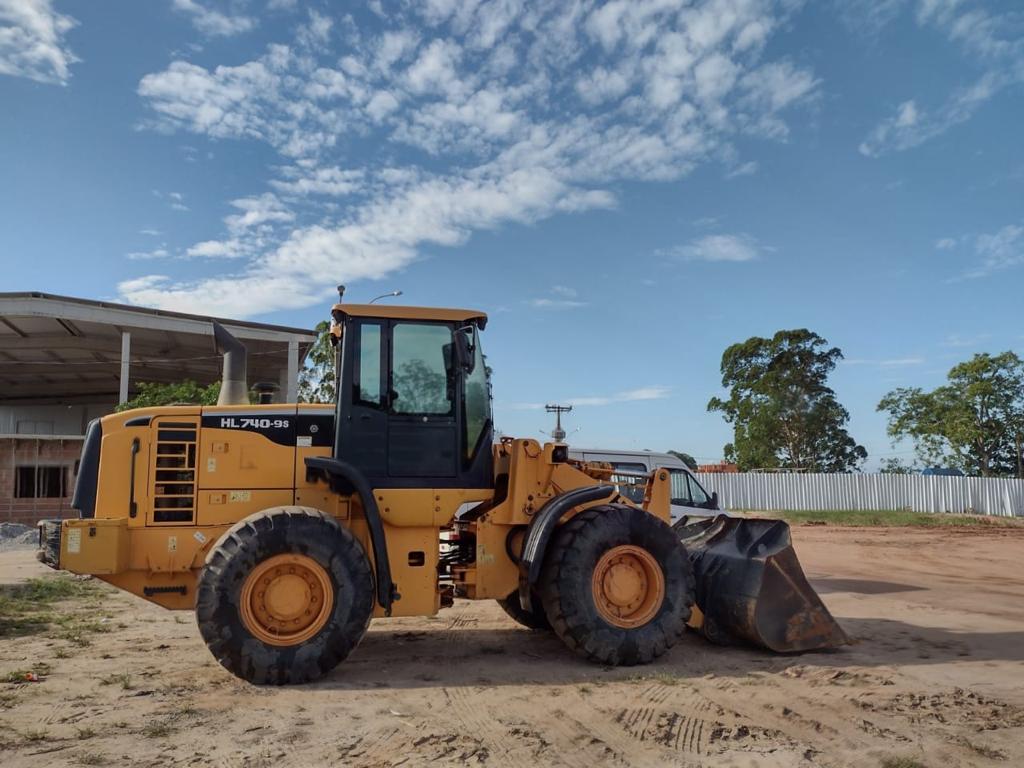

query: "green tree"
xmin=667 ymin=450 xmax=698 ymax=471
xmin=708 ymin=329 xmax=867 ymax=472
xmin=116 ymin=380 xmax=220 ymax=412
xmin=878 ymin=351 xmax=1024 ymax=477
xmin=298 ymin=320 xmax=337 ymax=404
xmin=878 ymin=457 xmax=917 ymax=474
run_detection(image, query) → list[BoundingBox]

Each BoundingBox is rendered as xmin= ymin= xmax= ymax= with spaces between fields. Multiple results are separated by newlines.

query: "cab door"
xmin=385 ymin=321 xmax=458 ymax=480
xmin=337 ymin=320 xmax=388 ymax=478
xmin=337 ymin=319 xmax=458 ymax=486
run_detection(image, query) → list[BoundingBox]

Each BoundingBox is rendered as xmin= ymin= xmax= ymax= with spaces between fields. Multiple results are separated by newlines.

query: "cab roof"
xmin=332 ymin=304 xmax=487 ymax=328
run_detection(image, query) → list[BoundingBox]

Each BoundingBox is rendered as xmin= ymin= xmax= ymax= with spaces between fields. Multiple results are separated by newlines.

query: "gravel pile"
xmin=0 ymin=522 xmax=37 ymax=552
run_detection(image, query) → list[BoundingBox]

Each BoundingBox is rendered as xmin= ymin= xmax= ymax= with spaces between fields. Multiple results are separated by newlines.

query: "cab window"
xmin=669 ymin=469 xmax=692 ymax=506
xmin=687 ymin=474 xmax=711 ymax=506
xmin=462 ymin=328 xmax=490 ymax=459
xmin=355 ymin=323 xmax=383 ymax=406
xmin=391 ymin=323 xmax=453 ymax=415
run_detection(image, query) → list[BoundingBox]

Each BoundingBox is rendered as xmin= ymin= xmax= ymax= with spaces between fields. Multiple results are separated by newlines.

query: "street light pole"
xmin=369 ymin=290 xmax=403 ymax=304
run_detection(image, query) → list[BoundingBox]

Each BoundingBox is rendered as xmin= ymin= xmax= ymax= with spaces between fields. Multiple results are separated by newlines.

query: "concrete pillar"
xmin=286 ymin=340 xmax=299 ymax=404
xmin=119 ymin=331 xmax=131 ymax=405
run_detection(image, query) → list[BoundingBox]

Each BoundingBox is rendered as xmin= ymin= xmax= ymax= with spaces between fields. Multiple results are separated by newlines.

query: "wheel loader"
xmin=38 ymin=296 xmax=846 ymax=684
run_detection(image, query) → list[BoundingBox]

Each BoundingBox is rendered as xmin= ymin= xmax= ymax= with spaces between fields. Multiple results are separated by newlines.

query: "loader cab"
xmin=332 ymin=304 xmax=493 ymax=489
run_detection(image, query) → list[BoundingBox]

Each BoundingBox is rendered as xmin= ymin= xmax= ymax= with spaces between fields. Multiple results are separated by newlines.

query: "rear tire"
xmin=497 ymin=591 xmax=551 ymax=630
xmin=539 ymin=504 xmax=694 ymax=666
xmin=196 ymin=506 xmax=374 ymax=685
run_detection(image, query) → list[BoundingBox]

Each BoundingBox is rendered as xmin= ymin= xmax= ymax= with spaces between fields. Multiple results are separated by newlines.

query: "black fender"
xmin=517 ymin=485 xmax=615 ymax=612
xmin=304 ymin=456 xmax=399 ymax=614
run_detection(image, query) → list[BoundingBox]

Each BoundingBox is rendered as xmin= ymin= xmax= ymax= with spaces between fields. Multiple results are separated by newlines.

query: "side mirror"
xmin=710 ymin=491 xmax=720 ymax=510
xmin=454 ymin=327 xmax=475 ymax=374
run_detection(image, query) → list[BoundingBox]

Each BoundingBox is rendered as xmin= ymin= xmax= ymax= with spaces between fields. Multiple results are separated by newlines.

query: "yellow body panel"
xmin=59 ymin=518 xmax=130 ymax=575
xmin=375 ymin=488 xmax=492 ymax=527
xmin=57 ymin=404 xmax=671 ymax=619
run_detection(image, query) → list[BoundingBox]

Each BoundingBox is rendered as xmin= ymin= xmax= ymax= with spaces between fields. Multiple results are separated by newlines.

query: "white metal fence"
xmin=695 ymin=472 xmax=1024 ymax=517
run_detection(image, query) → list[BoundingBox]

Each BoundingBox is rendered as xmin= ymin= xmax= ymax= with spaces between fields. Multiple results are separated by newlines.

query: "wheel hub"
xmin=240 ymin=554 xmax=333 ymax=646
xmin=592 ymin=545 xmax=665 ymax=629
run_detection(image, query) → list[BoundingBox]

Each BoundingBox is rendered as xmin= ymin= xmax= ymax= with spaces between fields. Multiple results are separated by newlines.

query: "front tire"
xmin=539 ymin=504 xmax=694 ymax=666
xmin=497 ymin=591 xmax=551 ymax=630
xmin=196 ymin=507 xmax=374 ymax=685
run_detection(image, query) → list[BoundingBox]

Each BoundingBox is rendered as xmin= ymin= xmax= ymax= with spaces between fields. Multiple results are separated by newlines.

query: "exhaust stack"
xmin=213 ymin=321 xmax=249 ymax=406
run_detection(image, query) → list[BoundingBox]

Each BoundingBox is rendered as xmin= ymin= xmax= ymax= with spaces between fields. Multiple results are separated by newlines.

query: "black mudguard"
xmin=675 ymin=514 xmax=849 ymax=652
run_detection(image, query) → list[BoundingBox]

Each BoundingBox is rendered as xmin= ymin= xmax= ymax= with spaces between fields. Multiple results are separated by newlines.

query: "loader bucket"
xmin=674 ymin=514 xmax=849 ymax=653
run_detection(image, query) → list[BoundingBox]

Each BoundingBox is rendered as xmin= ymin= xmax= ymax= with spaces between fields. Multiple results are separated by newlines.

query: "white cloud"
xmin=935 ymin=237 xmax=956 ymax=250
xmin=859 ymin=3 xmax=1024 ymax=156
xmin=961 ymin=223 xmax=1024 ymax=279
xmin=126 ymin=248 xmax=170 ymax=261
xmin=225 ymin=193 xmax=294 ymax=234
xmin=270 ymin=166 xmax=364 ymax=197
xmin=530 ymin=284 xmax=587 ymax=309
xmin=172 ymin=0 xmax=256 ymax=37
xmin=186 ymin=239 xmax=246 ymax=258
xmin=504 ymin=385 xmax=671 ymax=410
xmin=0 ymin=0 xmax=77 ymax=85
xmin=124 ymin=2 xmax=818 ymax=316
xmin=660 ymin=233 xmax=762 ymax=263
xmin=943 ymin=332 xmax=992 ymax=348
xmin=139 ymin=228 xmax=162 ymax=237
xmin=725 ymin=160 xmax=758 ymax=179
xmin=530 ymin=298 xmax=588 ymax=309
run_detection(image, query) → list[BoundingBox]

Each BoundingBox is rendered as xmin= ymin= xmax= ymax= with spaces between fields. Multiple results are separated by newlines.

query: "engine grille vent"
xmin=152 ymin=421 xmax=197 ymax=523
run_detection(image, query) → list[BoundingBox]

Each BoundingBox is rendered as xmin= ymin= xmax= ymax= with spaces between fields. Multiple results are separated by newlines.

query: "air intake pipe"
xmin=213 ymin=321 xmax=249 ymax=406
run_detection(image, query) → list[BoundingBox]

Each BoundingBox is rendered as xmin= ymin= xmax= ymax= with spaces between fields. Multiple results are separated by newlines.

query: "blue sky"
xmin=1 ymin=0 xmax=1022 ymax=467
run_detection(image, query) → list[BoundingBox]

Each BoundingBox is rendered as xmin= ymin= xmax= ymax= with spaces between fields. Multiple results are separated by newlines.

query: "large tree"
xmin=298 ymin=320 xmax=337 ymax=404
xmin=708 ymin=329 xmax=867 ymax=472
xmin=116 ymin=380 xmax=221 ymax=411
xmin=878 ymin=351 xmax=1024 ymax=477
xmin=667 ymin=450 xmax=698 ymax=471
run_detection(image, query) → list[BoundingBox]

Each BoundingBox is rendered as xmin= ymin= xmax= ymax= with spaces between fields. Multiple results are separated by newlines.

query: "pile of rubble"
xmin=0 ymin=522 xmax=36 ymax=552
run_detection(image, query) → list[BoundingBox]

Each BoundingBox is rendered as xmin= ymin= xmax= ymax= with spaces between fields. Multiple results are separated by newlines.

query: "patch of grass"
xmin=880 ymin=757 xmax=926 ymax=768
xmin=74 ymin=753 xmax=108 ymax=766
xmin=751 ymin=509 xmax=1024 ymax=528
xmin=0 ymin=575 xmax=103 ymax=639
xmin=3 ymin=661 xmax=52 ymax=683
xmin=76 ymin=726 xmax=98 ymax=740
xmin=958 ymin=737 xmax=1005 ymax=760
xmin=140 ymin=721 xmax=175 ymax=739
xmin=21 ymin=727 xmax=49 ymax=743
xmin=98 ymin=673 xmax=134 ymax=690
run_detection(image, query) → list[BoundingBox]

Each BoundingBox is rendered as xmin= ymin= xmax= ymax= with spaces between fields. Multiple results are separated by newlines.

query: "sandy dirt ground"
xmin=2 ymin=525 xmax=1023 ymax=768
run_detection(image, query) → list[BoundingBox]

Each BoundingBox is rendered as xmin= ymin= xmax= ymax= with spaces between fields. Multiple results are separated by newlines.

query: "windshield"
xmin=669 ymin=468 xmax=710 ymax=507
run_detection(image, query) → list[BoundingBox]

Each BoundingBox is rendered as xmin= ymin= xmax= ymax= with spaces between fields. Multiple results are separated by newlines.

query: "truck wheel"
xmin=497 ymin=591 xmax=550 ymax=630
xmin=196 ymin=507 xmax=374 ymax=685
xmin=539 ymin=504 xmax=694 ymax=666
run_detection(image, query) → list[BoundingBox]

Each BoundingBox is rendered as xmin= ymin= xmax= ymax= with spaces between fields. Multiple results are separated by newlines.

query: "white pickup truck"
xmin=567 ymin=448 xmax=722 ymax=524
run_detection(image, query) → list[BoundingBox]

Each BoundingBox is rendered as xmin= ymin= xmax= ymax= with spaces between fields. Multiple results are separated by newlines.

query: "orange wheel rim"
xmin=240 ymin=554 xmax=334 ymax=646
xmin=591 ymin=545 xmax=665 ymax=629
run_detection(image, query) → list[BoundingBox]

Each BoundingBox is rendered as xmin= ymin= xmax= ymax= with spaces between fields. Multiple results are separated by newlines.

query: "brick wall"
xmin=0 ymin=437 xmax=84 ymax=526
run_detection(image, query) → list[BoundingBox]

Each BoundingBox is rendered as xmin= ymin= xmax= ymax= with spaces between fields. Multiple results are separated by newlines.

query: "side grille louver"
xmin=152 ymin=421 xmax=197 ymax=523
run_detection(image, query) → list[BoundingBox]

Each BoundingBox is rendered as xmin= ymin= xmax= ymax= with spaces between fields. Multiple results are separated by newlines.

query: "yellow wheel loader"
xmin=38 ymin=297 xmax=846 ymax=685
